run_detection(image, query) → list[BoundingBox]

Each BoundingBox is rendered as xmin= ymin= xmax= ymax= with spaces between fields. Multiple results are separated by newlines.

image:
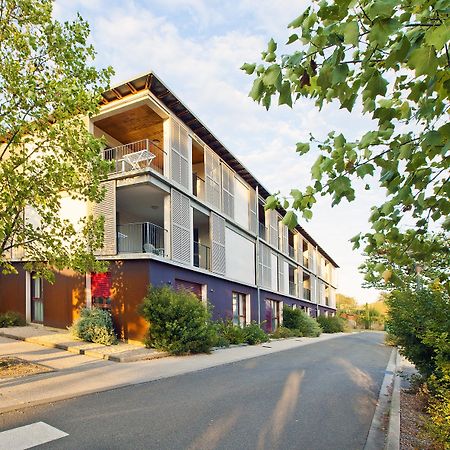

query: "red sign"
xmin=91 ymin=272 xmax=112 ymax=298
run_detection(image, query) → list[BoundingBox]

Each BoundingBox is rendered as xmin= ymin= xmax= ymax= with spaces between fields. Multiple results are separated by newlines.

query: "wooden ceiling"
xmin=95 ymin=105 xmax=164 ymax=148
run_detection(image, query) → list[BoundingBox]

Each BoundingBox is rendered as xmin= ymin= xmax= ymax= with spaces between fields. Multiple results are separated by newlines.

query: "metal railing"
xmin=192 ymin=173 xmax=205 ymax=200
xmin=193 ymin=241 xmax=210 ymax=270
xmin=103 ymin=139 xmax=165 ymax=175
xmin=289 ymin=281 xmax=298 ymax=297
xmin=303 ymin=287 xmax=311 ymax=301
xmin=258 ymin=222 xmax=268 ymax=241
xmin=117 ymin=222 xmax=166 ymax=255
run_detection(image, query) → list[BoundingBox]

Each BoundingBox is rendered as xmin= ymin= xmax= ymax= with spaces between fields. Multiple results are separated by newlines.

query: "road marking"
xmin=0 ymin=421 xmax=68 ymax=450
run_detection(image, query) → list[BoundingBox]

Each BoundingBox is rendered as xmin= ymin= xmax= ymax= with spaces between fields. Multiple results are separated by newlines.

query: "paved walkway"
xmin=0 ymin=331 xmax=352 ymax=414
xmin=0 ymin=326 xmax=165 ymax=362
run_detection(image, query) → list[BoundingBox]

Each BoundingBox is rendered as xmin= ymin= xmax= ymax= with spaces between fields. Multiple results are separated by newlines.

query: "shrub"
xmin=0 ymin=311 xmax=26 ymax=327
xmin=317 ymin=315 xmax=345 ymax=333
xmin=270 ymin=326 xmax=297 ymax=339
xmin=139 ymin=286 xmax=215 ymax=355
xmin=215 ymin=319 xmax=246 ymax=345
xmin=243 ymin=322 xmax=269 ymax=344
xmin=70 ymin=307 xmax=117 ymax=345
xmin=283 ymin=306 xmax=322 ymax=337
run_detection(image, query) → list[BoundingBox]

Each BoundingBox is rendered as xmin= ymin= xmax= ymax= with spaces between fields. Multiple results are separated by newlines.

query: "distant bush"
xmin=270 ymin=326 xmax=298 ymax=339
xmin=140 ymin=286 xmax=215 ymax=355
xmin=0 ymin=311 xmax=26 ymax=327
xmin=243 ymin=322 xmax=269 ymax=345
xmin=70 ymin=308 xmax=117 ymax=345
xmin=283 ymin=306 xmax=322 ymax=337
xmin=317 ymin=315 xmax=345 ymax=333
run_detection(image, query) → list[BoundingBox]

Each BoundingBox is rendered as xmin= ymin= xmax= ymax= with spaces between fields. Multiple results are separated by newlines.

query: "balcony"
xmin=289 ymin=281 xmax=298 ymax=297
xmin=192 ymin=173 xmax=205 ymax=200
xmin=194 ymin=241 xmax=210 ymax=270
xmin=117 ymin=222 xmax=167 ymax=255
xmin=104 ymin=139 xmax=165 ymax=175
xmin=303 ymin=287 xmax=311 ymax=301
xmin=303 ymin=256 xmax=309 ymax=268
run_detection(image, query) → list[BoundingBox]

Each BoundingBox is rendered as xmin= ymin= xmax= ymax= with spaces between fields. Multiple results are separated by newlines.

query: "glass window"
xmin=232 ymin=292 xmax=248 ymax=327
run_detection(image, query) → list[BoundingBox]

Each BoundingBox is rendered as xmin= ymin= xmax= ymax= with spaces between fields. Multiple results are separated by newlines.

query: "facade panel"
xmin=225 ymin=227 xmax=255 ymax=285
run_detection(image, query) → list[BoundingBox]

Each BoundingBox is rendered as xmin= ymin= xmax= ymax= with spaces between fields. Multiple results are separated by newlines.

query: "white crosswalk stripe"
xmin=0 ymin=421 xmax=68 ymax=450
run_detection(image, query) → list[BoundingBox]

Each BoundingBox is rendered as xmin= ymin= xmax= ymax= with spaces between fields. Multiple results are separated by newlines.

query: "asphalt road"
xmin=0 ymin=332 xmax=392 ymax=450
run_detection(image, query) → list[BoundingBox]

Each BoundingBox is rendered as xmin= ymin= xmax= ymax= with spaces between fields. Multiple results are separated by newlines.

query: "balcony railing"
xmin=194 ymin=241 xmax=210 ymax=270
xmin=258 ymin=222 xmax=268 ymax=241
xmin=192 ymin=173 xmax=205 ymax=200
xmin=104 ymin=139 xmax=165 ymax=175
xmin=117 ymin=222 xmax=166 ymax=255
xmin=289 ymin=281 xmax=297 ymax=297
xmin=303 ymin=287 xmax=311 ymax=301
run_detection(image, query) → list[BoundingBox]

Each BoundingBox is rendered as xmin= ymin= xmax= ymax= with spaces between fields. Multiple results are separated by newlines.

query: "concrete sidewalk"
xmin=0 ymin=326 xmax=166 ymax=363
xmin=0 ymin=331 xmax=351 ymax=414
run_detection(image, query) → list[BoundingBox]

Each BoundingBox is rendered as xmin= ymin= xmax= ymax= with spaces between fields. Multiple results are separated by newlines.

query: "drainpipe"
xmin=255 ymin=186 xmax=261 ymax=324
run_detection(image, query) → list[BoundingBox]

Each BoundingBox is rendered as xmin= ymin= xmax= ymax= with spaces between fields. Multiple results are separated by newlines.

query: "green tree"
xmin=336 ymin=293 xmax=358 ymax=314
xmin=0 ymin=0 xmax=113 ymax=279
xmin=243 ymin=0 xmax=449 ymax=270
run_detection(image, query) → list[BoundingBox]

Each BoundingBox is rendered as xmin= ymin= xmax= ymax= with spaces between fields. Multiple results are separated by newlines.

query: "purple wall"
xmin=148 ymin=260 xmax=333 ymax=324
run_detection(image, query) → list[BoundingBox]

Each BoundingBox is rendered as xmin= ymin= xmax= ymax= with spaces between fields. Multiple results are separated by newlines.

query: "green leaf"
xmin=286 ymin=34 xmax=298 ymax=44
xmin=359 ymin=131 xmax=378 ymax=148
xmin=408 ymin=46 xmax=439 ymax=77
xmin=365 ymin=73 xmax=388 ymax=99
xmin=278 ymin=81 xmax=293 ymax=107
xmin=334 ymin=133 xmax=346 ymax=149
xmin=262 ymin=64 xmax=282 ymax=89
xmin=267 ymin=38 xmax=277 ymax=53
xmin=282 ymin=211 xmax=298 ymax=229
xmin=331 ymin=64 xmax=349 ymax=85
xmin=240 ymin=63 xmax=256 ymax=75
xmin=356 ymin=164 xmax=375 ymax=178
xmin=249 ymin=77 xmax=264 ymax=101
xmin=302 ymin=209 xmax=313 ymax=220
xmin=425 ymin=25 xmax=448 ymax=51
xmin=265 ymin=195 xmax=278 ymax=210
xmin=369 ymin=18 xmax=399 ymax=47
xmin=288 ymin=8 xmax=310 ymax=29
xmin=341 ymin=21 xmax=359 ymax=46
xmin=296 ymin=142 xmax=310 ymax=154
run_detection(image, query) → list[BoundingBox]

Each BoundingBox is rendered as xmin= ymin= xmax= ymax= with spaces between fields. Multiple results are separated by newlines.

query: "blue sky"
xmin=55 ymin=0 xmax=384 ymax=303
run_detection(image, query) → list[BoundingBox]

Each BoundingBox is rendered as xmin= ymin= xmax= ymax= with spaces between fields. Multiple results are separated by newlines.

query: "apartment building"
xmin=0 ymin=72 xmax=338 ymax=342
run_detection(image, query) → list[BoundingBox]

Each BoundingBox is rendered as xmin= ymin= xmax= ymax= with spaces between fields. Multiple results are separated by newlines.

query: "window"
xmin=265 ymin=299 xmax=281 ymax=332
xmin=175 ymin=279 xmax=204 ymax=300
xmin=232 ymin=292 xmax=248 ymax=326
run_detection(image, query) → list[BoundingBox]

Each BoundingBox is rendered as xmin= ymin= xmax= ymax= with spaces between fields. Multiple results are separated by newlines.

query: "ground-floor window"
xmin=265 ymin=299 xmax=281 ymax=332
xmin=232 ymin=292 xmax=248 ymax=327
xmin=31 ymin=275 xmax=44 ymax=323
xmin=91 ymin=272 xmax=112 ymax=309
xmin=175 ymin=279 xmax=204 ymax=301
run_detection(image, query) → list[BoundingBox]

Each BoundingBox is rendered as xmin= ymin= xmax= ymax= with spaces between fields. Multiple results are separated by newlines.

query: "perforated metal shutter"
xmin=92 ymin=180 xmax=117 ymax=256
xmin=248 ymin=188 xmax=257 ymax=234
xmin=267 ymin=209 xmax=278 ymax=248
xmin=210 ymin=212 xmax=225 ymax=275
xmin=278 ymin=255 xmax=285 ymax=292
xmin=171 ymin=120 xmax=190 ymax=190
xmin=171 ymin=189 xmax=191 ymax=265
xmin=280 ymin=222 xmax=288 ymax=254
xmin=205 ymin=146 xmax=221 ymax=209
xmin=221 ymin=164 xmax=234 ymax=218
xmin=258 ymin=242 xmax=271 ymax=288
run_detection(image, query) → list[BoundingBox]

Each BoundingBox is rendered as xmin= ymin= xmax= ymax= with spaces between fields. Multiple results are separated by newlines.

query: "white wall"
xmin=60 ymin=196 xmax=88 ymax=232
xmin=282 ymin=260 xmax=289 ymax=293
xmin=234 ymin=177 xmax=249 ymax=229
xmin=225 ymin=227 xmax=255 ymax=285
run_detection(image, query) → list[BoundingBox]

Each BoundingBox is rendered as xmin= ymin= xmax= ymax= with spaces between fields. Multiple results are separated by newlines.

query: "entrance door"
xmin=31 ymin=276 xmax=44 ymax=323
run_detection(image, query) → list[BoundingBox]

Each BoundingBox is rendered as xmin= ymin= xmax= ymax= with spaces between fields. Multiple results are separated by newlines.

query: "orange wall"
xmin=109 ymin=260 xmax=149 ymax=342
xmin=0 ymin=265 xmax=26 ymax=317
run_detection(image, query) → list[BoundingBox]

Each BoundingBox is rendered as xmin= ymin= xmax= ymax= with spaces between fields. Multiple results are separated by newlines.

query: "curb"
xmin=364 ymin=347 xmax=399 ymax=450
xmin=386 ymin=350 xmax=401 ymax=450
xmin=0 ymin=330 xmax=167 ymax=363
